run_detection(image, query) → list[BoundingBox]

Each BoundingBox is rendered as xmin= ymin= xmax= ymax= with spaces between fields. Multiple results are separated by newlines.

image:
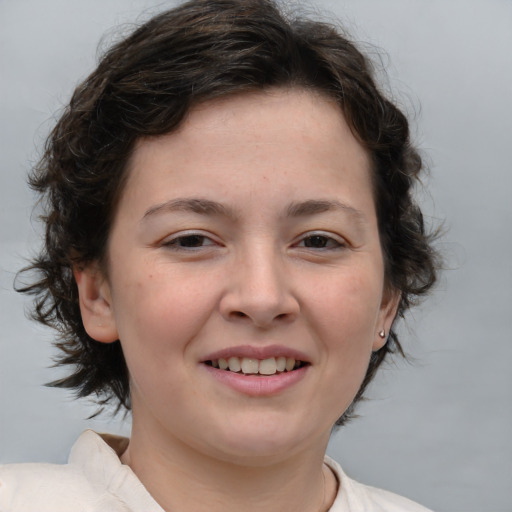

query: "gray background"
xmin=1 ymin=1 xmax=511 ymax=511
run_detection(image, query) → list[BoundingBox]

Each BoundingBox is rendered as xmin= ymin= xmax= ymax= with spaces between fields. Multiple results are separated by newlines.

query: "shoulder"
xmin=0 ymin=430 xmax=133 ymax=512
xmin=0 ymin=461 xmax=100 ymax=511
xmin=325 ymin=456 xmax=434 ymax=512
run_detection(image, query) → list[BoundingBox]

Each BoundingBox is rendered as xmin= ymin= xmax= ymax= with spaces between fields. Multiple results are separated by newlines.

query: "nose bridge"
xmin=244 ymin=239 xmax=284 ymax=300
xmin=221 ymin=237 xmax=298 ymax=327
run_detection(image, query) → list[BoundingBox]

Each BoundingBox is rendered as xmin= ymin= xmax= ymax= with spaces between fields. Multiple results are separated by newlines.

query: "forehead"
xmin=185 ymin=89 xmax=362 ymax=155
xmin=120 ymin=88 xmax=374 ymax=216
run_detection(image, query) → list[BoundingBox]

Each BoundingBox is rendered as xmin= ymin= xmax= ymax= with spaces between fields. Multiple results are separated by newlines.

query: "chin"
xmin=203 ymin=416 xmax=325 ymax=465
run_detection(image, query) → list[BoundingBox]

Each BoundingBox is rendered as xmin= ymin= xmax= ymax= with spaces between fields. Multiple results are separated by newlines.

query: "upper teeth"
xmin=211 ymin=356 xmax=299 ymax=375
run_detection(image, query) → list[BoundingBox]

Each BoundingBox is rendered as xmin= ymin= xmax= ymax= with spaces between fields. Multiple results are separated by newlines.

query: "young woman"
xmin=0 ymin=1 xmax=439 ymax=510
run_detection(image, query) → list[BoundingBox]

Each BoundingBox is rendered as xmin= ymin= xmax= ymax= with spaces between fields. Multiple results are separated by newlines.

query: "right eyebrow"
xmin=286 ymin=199 xmax=367 ymax=225
xmin=141 ymin=197 xmax=236 ymax=222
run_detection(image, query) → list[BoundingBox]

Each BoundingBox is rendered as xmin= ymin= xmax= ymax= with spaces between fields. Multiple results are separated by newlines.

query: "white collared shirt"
xmin=0 ymin=430 xmax=433 ymax=511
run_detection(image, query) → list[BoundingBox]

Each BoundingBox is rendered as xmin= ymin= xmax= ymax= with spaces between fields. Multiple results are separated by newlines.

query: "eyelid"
xmin=161 ymin=230 xmax=221 ymax=249
xmin=293 ymin=230 xmax=348 ymax=249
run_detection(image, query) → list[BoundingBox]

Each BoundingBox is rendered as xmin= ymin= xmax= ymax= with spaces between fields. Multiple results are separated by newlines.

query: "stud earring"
xmin=378 ymin=330 xmax=386 ymax=339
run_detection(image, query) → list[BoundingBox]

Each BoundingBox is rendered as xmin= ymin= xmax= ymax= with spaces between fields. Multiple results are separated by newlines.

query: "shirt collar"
xmin=69 ymin=430 xmax=164 ymax=511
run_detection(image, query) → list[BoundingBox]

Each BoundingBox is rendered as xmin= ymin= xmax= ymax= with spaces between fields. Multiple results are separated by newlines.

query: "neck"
xmin=121 ymin=420 xmax=337 ymax=512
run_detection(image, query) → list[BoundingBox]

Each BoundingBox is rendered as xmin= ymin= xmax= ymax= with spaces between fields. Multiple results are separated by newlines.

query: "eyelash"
xmin=294 ymin=232 xmax=346 ymax=250
xmin=162 ymin=232 xmax=218 ymax=250
xmin=161 ymin=231 xmax=346 ymax=252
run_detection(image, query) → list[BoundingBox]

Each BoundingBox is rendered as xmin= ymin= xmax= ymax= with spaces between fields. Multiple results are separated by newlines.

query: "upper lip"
xmin=201 ymin=345 xmax=311 ymax=363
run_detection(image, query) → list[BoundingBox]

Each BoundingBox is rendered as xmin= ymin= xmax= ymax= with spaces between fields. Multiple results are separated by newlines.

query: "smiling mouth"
xmin=204 ymin=356 xmax=309 ymax=376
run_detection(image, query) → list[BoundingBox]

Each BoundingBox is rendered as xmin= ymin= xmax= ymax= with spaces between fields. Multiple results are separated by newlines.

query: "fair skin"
xmin=75 ymin=88 xmax=399 ymax=512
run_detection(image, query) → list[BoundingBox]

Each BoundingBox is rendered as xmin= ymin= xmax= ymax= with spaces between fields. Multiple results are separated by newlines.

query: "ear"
xmin=373 ymin=288 xmax=401 ymax=351
xmin=74 ymin=263 xmax=119 ymax=344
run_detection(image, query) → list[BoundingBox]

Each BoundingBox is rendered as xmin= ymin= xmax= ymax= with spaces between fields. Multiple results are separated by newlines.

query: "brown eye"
xmin=303 ymin=235 xmax=329 ymax=248
xmin=163 ymin=233 xmax=216 ymax=250
xmin=175 ymin=235 xmax=208 ymax=247
xmin=299 ymin=234 xmax=343 ymax=249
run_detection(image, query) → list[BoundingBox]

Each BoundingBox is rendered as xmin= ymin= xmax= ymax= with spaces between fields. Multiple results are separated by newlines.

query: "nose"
xmin=219 ymin=245 xmax=299 ymax=328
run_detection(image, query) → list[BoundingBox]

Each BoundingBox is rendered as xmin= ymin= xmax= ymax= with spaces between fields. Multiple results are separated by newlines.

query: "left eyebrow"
xmin=141 ymin=197 xmax=236 ymax=222
xmin=286 ymin=199 xmax=367 ymax=224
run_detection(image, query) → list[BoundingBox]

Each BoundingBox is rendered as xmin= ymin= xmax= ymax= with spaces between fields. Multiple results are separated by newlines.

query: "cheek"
xmin=319 ymin=270 xmax=382 ymax=334
xmin=112 ymin=274 xmax=217 ymax=407
xmin=311 ymin=266 xmax=384 ymax=374
xmin=111 ymin=267 xmax=217 ymax=367
xmin=311 ymin=275 xmax=383 ymax=415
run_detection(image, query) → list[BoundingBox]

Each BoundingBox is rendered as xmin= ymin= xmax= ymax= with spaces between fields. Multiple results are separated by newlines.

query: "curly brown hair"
xmin=18 ymin=0 xmax=439 ymax=424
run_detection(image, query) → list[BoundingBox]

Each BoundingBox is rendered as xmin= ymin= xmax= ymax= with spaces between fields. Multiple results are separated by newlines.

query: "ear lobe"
xmin=372 ymin=289 xmax=401 ymax=352
xmin=74 ymin=264 xmax=119 ymax=344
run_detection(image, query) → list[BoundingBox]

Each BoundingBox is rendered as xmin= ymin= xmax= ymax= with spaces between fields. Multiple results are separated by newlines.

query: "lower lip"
xmin=201 ymin=365 xmax=309 ymax=396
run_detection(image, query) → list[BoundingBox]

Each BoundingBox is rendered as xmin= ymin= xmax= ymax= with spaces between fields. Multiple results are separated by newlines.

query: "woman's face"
xmin=79 ymin=88 xmax=398 ymax=464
